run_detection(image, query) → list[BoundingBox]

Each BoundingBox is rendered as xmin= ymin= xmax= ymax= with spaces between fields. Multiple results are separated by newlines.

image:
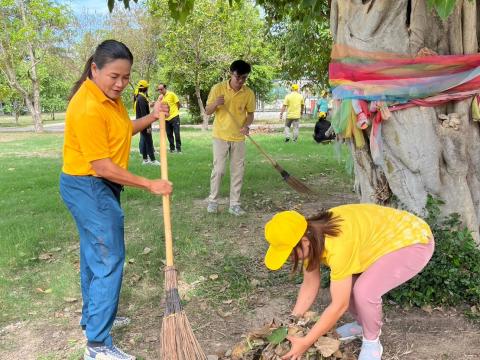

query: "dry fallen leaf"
xmin=314 ymin=336 xmax=341 ymax=357
xmin=231 ymin=341 xmax=249 ymax=360
xmin=38 ymin=253 xmax=53 ymax=261
xmin=63 ymin=297 xmax=77 ymax=303
xmin=142 ymin=247 xmax=152 ymax=255
xmin=209 ymin=274 xmax=219 ymax=280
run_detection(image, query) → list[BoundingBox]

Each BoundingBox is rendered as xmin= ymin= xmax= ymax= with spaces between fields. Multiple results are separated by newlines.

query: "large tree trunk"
xmin=330 ymin=0 xmax=480 ymax=243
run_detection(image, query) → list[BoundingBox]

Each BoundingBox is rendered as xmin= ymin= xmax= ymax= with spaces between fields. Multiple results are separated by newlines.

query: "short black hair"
xmin=230 ymin=60 xmax=251 ymax=75
xmin=158 ymin=83 xmax=167 ymax=89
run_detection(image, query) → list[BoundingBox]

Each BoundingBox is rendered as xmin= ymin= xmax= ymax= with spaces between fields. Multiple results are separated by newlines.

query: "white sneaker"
xmin=229 ymin=205 xmax=246 ymax=216
xmin=359 ymin=337 xmax=383 ymax=360
xmin=142 ymin=160 xmax=150 ymax=165
xmin=84 ymin=344 xmax=135 ymax=360
xmin=336 ymin=321 xmax=363 ymax=341
xmin=207 ymin=202 xmax=218 ymax=213
xmin=149 ymin=160 xmax=160 ymax=166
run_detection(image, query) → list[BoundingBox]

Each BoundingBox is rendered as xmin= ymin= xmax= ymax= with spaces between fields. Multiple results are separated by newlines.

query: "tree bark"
xmin=330 ymin=0 xmax=480 ymax=243
xmin=19 ymin=0 xmax=43 ymax=132
xmin=194 ymin=85 xmax=209 ymax=130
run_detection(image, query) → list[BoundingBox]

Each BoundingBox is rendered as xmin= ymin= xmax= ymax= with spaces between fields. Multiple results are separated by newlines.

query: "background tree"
xmin=327 ymin=0 xmax=480 ymax=243
xmin=0 ymin=0 xmax=71 ymax=132
xmin=264 ymin=1 xmax=331 ymax=89
xmin=149 ymin=0 xmax=277 ymax=128
xmin=107 ymin=5 xmax=160 ymax=82
xmin=0 ymin=74 xmax=22 ymax=124
xmin=39 ymin=54 xmax=73 ymax=120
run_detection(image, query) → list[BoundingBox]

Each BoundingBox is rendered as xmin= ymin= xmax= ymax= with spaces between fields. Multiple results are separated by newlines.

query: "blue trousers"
xmin=60 ymin=173 xmax=125 ymax=346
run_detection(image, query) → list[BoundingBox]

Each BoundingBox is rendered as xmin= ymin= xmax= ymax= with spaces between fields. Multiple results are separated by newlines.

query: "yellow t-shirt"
xmin=206 ymin=80 xmax=256 ymax=142
xmin=62 ymin=78 xmax=133 ymax=176
xmin=283 ymin=92 xmax=304 ymax=119
xmin=322 ymin=204 xmax=433 ymax=281
xmin=163 ymin=91 xmax=180 ymax=121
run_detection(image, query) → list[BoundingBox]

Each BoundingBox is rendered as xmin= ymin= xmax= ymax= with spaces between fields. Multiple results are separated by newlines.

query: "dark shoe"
xmin=285 ymin=138 xmax=290 ymax=142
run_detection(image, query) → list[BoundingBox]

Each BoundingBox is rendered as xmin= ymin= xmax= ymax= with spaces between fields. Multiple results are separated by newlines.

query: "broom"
xmin=223 ymin=107 xmax=315 ymax=195
xmin=158 ymin=110 xmax=207 ymax=359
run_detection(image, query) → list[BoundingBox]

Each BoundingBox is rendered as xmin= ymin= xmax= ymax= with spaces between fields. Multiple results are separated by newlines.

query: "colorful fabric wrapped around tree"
xmin=329 ymin=44 xmax=480 ymax=164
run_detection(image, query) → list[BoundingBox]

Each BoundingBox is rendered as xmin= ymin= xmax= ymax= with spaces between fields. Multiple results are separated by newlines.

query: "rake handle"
xmin=159 ymin=112 xmax=174 ymax=267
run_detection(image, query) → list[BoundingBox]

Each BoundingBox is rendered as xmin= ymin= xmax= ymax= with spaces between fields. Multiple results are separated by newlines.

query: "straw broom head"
xmin=160 ymin=267 xmax=207 ymax=360
xmin=157 ymin=107 xmax=207 ymax=359
xmin=273 ymin=164 xmax=316 ymax=195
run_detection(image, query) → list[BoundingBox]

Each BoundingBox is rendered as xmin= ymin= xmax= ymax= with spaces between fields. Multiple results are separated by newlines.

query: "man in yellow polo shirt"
xmin=158 ymin=83 xmax=182 ymax=153
xmin=280 ymin=84 xmax=304 ymax=142
xmin=205 ymin=60 xmax=255 ymax=216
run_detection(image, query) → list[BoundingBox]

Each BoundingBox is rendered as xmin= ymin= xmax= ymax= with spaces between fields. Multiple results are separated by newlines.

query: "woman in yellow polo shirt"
xmin=263 ymin=204 xmax=434 ymax=360
xmin=60 ymin=40 xmax=171 ymax=360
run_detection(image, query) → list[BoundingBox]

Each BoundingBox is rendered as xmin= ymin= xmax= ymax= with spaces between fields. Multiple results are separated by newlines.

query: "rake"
xmin=223 ymin=107 xmax=315 ymax=195
xmin=158 ymin=111 xmax=207 ymax=359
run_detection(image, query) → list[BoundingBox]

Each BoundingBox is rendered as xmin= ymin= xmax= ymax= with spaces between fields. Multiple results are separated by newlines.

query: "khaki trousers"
xmin=285 ymin=118 xmax=299 ymax=140
xmin=208 ymin=138 xmax=246 ymax=206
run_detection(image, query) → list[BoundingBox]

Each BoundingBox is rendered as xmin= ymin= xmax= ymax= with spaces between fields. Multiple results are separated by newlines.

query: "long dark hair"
xmin=69 ymin=39 xmax=134 ymax=100
xmin=291 ymin=210 xmax=342 ymax=273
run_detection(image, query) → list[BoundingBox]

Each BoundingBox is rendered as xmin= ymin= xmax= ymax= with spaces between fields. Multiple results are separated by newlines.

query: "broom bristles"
xmin=160 ymin=267 xmax=207 ymax=360
xmin=274 ymin=164 xmax=316 ymax=194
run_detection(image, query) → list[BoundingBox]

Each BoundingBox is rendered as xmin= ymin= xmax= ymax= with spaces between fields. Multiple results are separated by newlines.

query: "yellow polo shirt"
xmin=322 ymin=204 xmax=433 ymax=281
xmin=283 ymin=92 xmax=304 ymax=119
xmin=206 ymin=80 xmax=256 ymax=142
xmin=62 ymin=78 xmax=133 ymax=176
xmin=163 ymin=91 xmax=180 ymax=121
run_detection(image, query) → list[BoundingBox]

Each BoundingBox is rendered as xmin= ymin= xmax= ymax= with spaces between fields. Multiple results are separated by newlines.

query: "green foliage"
xmin=266 ymin=327 xmax=288 ymax=344
xmin=426 ymin=0 xmax=457 ymax=19
xmin=149 ymin=0 xmax=277 ymax=120
xmin=268 ymin=15 xmax=331 ymax=85
xmin=114 ymin=0 xmax=467 ymax=23
xmin=0 ymin=0 xmax=72 ymax=126
xmin=388 ymin=196 xmax=480 ymax=307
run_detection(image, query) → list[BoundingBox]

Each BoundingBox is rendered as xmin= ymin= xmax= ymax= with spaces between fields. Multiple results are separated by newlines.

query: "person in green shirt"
xmin=263 ymin=204 xmax=434 ymax=360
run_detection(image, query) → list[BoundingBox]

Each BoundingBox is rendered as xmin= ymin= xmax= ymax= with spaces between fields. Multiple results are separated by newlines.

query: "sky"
xmin=57 ymin=0 xmax=110 ymax=15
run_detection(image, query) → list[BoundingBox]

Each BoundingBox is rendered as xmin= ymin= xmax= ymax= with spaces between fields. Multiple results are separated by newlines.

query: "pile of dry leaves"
xmin=223 ymin=311 xmax=358 ymax=360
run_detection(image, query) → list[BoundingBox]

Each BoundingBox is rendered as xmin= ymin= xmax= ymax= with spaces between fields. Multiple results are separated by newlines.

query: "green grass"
xmin=0 ymin=128 xmax=352 ymax=328
xmin=0 ymin=113 xmax=67 ymax=127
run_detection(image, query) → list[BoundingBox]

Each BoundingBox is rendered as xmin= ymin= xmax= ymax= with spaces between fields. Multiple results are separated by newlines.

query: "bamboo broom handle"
xmin=158 ymin=111 xmax=174 ymax=267
xmin=222 ymin=107 xmax=278 ymax=167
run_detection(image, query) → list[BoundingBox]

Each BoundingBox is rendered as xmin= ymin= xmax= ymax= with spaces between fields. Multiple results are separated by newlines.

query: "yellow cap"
xmin=291 ymin=84 xmax=299 ymax=91
xmin=137 ymin=80 xmax=149 ymax=88
xmin=264 ymin=211 xmax=307 ymax=270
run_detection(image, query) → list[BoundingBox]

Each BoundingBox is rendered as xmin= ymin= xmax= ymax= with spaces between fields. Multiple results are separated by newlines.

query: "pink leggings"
xmin=349 ymin=239 xmax=435 ymax=340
